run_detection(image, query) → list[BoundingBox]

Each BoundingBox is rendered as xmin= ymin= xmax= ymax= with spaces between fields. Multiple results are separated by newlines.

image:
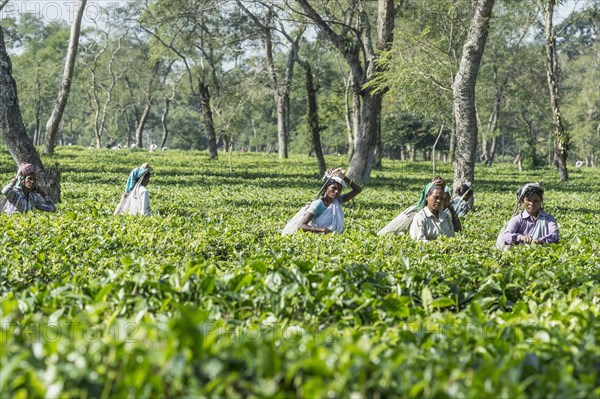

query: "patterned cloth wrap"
xmin=18 ymin=163 xmax=36 ymax=177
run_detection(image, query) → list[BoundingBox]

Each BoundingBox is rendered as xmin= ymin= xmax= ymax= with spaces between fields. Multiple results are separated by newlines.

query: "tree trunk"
xmin=522 ymin=113 xmax=538 ymax=167
xmin=452 ymin=0 xmax=495 ymax=190
xmin=297 ymin=0 xmax=395 ymax=182
xmin=93 ymin=37 xmax=121 ymax=150
xmin=350 ymin=87 xmax=360 ymax=160
xmin=34 ymin=100 xmax=41 ymax=146
xmin=274 ymin=94 xmax=286 ymax=158
xmin=33 ymin=67 xmax=42 ymax=145
xmin=374 ymin=125 xmax=383 ymax=169
xmin=239 ymin=2 xmax=297 ymax=160
xmin=487 ymin=136 xmax=497 ymax=165
xmin=267 ymin=37 xmax=296 ymax=160
xmin=199 ymin=81 xmax=218 ymax=159
xmin=278 ymin=34 xmax=298 ymax=160
xmin=1 ymin=25 xmax=61 ymax=201
xmin=514 ymin=152 xmax=523 ymax=172
xmin=301 ymin=60 xmax=326 ymax=175
xmin=349 ymin=93 xmax=383 ymax=180
xmin=544 ymin=0 xmax=569 ymax=181
xmin=44 ymin=0 xmax=86 ymax=154
xmin=348 ymin=0 xmax=394 ymax=180
xmin=124 ymin=110 xmax=133 ymax=148
xmin=160 ymin=97 xmax=170 ymax=149
xmin=135 ymin=73 xmax=158 ymax=149
xmin=135 ymin=101 xmax=151 ymax=148
xmin=432 ymin=123 xmax=444 ymax=175
xmin=476 ymin=105 xmax=488 ymax=163
xmin=449 ymin=126 xmax=456 ymax=161
xmin=344 ymin=72 xmax=354 ymax=158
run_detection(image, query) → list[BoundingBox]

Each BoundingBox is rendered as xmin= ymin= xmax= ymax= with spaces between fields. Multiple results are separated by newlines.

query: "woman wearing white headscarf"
xmin=282 ymin=168 xmax=362 ymax=235
xmin=114 ymin=163 xmax=153 ymax=216
xmin=298 ymin=168 xmax=362 ymax=234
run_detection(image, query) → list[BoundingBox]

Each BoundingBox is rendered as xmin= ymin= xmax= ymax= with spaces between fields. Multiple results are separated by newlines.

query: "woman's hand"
xmin=519 ymin=235 xmax=533 ymax=244
xmin=330 ymin=167 xmax=345 ymax=177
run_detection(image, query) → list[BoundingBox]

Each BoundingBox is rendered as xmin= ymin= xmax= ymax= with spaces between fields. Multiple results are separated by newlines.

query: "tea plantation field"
xmin=1 ymin=147 xmax=598 ymax=398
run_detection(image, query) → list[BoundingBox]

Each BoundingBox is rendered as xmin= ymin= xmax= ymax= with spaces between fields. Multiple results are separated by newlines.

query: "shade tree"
xmin=294 ymin=0 xmax=396 ymax=182
xmin=1 ymin=24 xmax=61 ymax=201
xmin=44 ymin=0 xmax=87 ymax=154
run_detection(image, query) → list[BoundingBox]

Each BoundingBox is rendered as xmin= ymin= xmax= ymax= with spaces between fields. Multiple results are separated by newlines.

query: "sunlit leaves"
xmin=0 ymin=148 xmax=598 ymax=397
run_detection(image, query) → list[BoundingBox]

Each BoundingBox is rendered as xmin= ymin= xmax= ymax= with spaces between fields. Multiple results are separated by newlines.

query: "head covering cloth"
xmin=18 ymin=163 xmax=35 ymax=177
xmin=319 ymin=170 xmax=347 ymax=197
xmin=512 ymin=182 xmax=544 ymax=216
xmin=417 ymin=181 xmax=448 ymax=209
xmin=124 ymin=163 xmax=151 ymax=193
xmin=327 ymin=175 xmax=347 ymax=188
xmin=417 ymin=176 xmax=452 ymax=209
xmin=517 ymin=183 xmax=543 ymax=202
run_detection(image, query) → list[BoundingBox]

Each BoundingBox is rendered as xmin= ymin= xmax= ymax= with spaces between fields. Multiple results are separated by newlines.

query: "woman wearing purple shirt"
xmin=497 ymin=183 xmax=559 ymax=248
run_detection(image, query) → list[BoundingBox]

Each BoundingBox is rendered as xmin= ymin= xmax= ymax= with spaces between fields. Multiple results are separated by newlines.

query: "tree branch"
xmin=0 ymin=0 xmax=10 ymax=12
xmin=137 ymin=22 xmax=196 ymax=93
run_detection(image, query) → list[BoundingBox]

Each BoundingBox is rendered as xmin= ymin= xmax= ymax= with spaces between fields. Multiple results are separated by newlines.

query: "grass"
xmin=1 ymin=147 xmax=598 ymax=398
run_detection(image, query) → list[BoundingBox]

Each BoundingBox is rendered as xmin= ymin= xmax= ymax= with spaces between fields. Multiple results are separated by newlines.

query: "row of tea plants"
xmin=1 ymin=147 xmax=598 ymax=397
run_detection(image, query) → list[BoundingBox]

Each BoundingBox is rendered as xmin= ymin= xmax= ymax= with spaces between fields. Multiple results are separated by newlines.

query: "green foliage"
xmin=1 ymin=149 xmax=598 ymax=397
xmin=5 ymin=1 xmax=598 ymax=160
xmin=559 ymin=5 xmax=600 ymax=163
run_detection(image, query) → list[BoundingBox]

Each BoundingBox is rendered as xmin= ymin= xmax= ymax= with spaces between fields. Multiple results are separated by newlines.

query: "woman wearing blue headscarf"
xmin=114 ymin=163 xmax=153 ymax=216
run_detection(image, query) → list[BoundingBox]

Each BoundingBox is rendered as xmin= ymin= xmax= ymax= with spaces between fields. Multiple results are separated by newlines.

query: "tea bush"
xmin=1 ymin=147 xmax=598 ymax=398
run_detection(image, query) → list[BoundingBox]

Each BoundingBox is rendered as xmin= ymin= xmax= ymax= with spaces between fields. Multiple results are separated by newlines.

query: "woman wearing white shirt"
xmin=410 ymin=184 xmax=459 ymax=242
xmin=114 ymin=163 xmax=153 ymax=216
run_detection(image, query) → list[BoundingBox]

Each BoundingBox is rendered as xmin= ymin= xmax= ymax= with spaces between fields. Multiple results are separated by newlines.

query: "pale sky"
xmin=0 ymin=0 xmax=591 ymax=26
xmin=1 ymin=1 xmax=129 ymax=24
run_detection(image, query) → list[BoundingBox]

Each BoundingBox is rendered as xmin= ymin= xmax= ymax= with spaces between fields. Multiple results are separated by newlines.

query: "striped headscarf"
xmin=417 ymin=177 xmax=448 ymax=209
xmin=124 ymin=163 xmax=151 ymax=193
xmin=512 ymin=182 xmax=544 ymax=216
xmin=517 ymin=182 xmax=544 ymax=203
